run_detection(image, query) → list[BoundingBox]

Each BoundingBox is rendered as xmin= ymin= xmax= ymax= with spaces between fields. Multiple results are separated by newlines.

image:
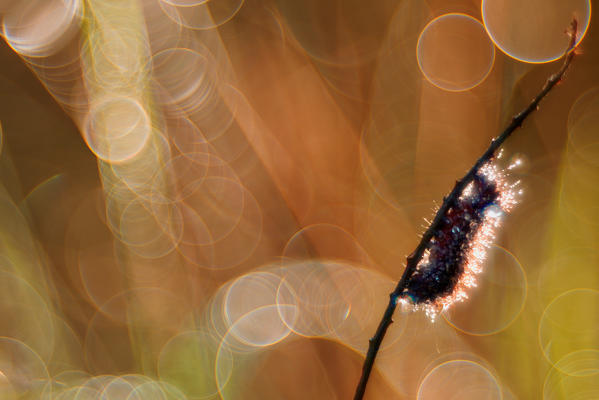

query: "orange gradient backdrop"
xmin=0 ymin=0 xmax=597 ymax=398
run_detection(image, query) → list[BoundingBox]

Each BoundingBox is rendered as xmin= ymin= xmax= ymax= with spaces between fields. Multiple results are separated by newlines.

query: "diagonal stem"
xmin=353 ymin=19 xmax=578 ymax=400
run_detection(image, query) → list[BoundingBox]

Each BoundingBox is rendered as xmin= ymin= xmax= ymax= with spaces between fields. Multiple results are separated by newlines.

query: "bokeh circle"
xmin=539 ymin=289 xmax=599 ymax=372
xmin=543 ymin=350 xmax=599 ymax=399
xmin=482 ymin=0 xmax=591 ymax=63
xmin=417 ymin=13 xmax=495 ymax=91
xmin=443 ymin=245 xmax=527 ymax=336
xmin=417 ymin=359 xmax=502 ymax=399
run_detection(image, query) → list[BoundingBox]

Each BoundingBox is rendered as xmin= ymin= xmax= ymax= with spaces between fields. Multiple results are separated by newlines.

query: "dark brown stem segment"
xmin=353 ymin=19 xmax=578 ymax=400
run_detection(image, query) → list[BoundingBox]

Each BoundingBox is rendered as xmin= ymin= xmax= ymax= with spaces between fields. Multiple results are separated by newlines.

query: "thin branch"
xmin=353 ymin=19 xmax=578 ymax=400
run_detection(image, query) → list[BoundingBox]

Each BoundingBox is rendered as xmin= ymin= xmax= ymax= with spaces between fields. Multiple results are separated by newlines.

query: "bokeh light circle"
xmin=83 ymin=96 xmax=152 ymax=163
xmin=417 ymin=13 xmax=495 ymax=92
xmin=274 ymin=260 xmax=406 ymax=353
xmin=283 ymin=223 xmax=372 ymax=265
xmin=151 ymin=47 xmax=216 ymax=117
xmin=0 ymin=337 xmax=51 ymax=399
xmin=443 ymin=245 xmax=527 ymax=336
xmin=117 ymin=199 xmax=184 ymax=259
xmin=539 ymin=289 xmax=599 ymax=371
xmin=224 ymin=271 xmax=295 ymax=348
xmin=417 ymin=359 xmax=501 ymax=399
xmin=543 ymin=350 xmax=599 ymax=399
xmin=321 ymin=266 xmax=404 ymax=354
xmin=1 ymin=0 xmax=82 ymax=58
xmin=275 ymin=261 xmax=354 ymax=338
xmin=100 ymin=376 xmax=139 ymax=399
xmin=482 ymin=0 xmax=591 ymax=63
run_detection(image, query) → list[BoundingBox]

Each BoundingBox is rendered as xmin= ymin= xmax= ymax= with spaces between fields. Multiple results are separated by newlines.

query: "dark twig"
xmin=353 ymin=19 xmax=578 ymax=400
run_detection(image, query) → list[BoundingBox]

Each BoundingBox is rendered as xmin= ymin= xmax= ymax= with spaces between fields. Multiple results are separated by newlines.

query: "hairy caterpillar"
xmin=400 ymin=161 xmax=518 ymax=320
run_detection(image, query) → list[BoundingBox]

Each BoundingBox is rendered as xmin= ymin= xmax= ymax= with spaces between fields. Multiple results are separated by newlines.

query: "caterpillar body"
xmin=400 ymin=161 xmax=518 ymax=320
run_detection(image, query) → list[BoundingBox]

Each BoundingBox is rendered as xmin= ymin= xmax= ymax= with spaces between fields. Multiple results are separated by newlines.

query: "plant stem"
xmin=353 ymin=19 xmax=578 ymax=400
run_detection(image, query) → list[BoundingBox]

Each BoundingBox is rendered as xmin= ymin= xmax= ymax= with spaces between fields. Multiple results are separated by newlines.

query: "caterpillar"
xmin=400 ymin=161 xmax=518 ymax=320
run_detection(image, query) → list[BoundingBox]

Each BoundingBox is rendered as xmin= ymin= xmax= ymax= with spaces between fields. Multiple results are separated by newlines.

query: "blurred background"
xmin=0 ymin=0 xmax=597 ymax=398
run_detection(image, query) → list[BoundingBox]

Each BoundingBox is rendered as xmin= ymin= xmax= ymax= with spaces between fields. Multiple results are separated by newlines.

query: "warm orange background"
xmin=0 ymin=0 xmax=597 ymax=398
